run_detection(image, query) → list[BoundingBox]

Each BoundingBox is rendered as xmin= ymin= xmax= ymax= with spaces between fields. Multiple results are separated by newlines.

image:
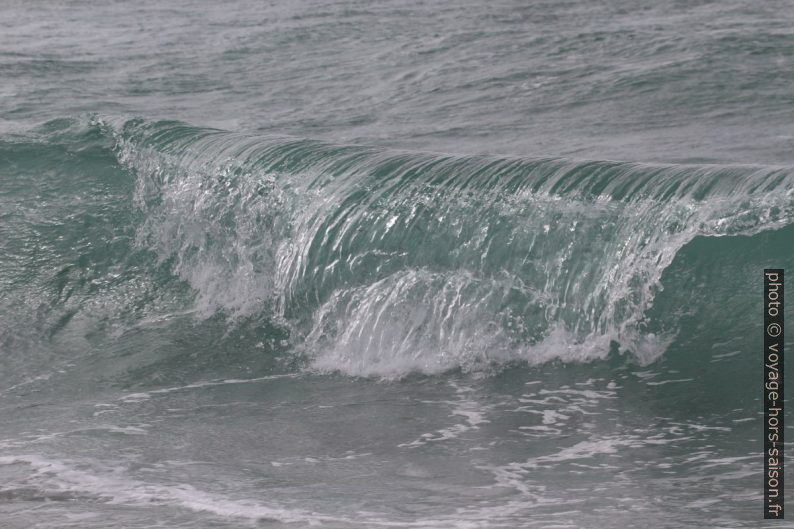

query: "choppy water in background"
xmin=1 ymin=1 xmax=793 ymax=528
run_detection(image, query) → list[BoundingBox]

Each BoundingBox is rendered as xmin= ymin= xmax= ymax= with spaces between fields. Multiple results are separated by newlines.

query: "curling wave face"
xmin=1 ymin=116 xmax=793 ymax=382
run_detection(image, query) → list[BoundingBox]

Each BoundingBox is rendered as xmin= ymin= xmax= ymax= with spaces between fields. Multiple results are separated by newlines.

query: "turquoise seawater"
xmin=1 ymin=1 xmax=793 ymax=528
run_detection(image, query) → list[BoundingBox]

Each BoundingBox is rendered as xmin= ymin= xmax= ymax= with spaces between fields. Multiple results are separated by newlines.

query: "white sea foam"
xmin=399 ymin=381 xmax=491 ymax=448
xmin=0 ymin=455 xmax=354 ymax=525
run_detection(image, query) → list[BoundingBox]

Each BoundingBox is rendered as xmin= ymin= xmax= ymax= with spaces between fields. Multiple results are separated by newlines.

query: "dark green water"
xmin=1 ymin=1 xmax=793 ymax=527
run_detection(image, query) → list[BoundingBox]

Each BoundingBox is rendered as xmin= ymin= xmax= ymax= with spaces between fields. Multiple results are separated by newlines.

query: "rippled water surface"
xmin=1 ymin=1 xmax=793 ymax=527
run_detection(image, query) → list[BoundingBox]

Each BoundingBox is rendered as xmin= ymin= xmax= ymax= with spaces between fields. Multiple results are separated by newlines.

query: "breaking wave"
xmin=1 ymin=116 xmax=792 ymax=379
